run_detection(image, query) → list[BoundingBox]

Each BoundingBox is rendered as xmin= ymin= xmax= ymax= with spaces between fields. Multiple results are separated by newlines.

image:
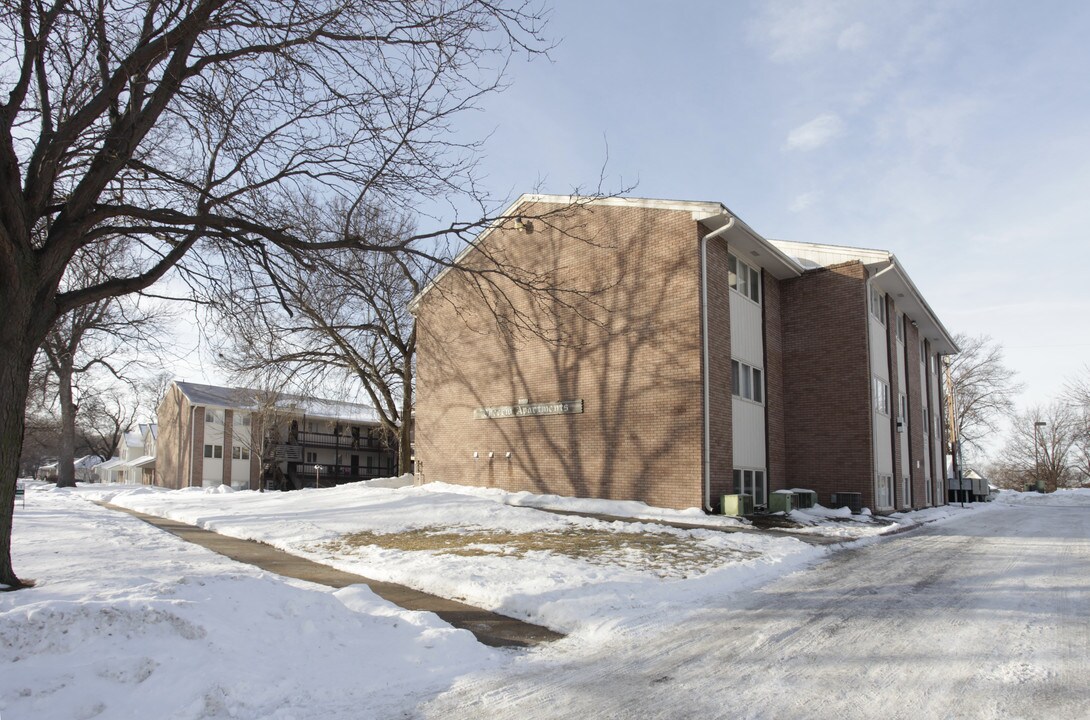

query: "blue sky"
xmin=179 ymin=0 xmax=1090 ymax=421
xmin=444 ymin=0 xmax=1090 ymax=410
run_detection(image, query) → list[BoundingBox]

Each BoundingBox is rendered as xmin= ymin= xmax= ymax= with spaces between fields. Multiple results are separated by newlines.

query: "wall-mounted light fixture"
xmin=513 ymin=217 xmax=533 ymax=233
xmin=473 ymin=451 xmax=479 ymax=459
xmin=488 ymin=451 xmax=494 ymax=459
xmin=505 ymin=452 xmax=512 ymax=459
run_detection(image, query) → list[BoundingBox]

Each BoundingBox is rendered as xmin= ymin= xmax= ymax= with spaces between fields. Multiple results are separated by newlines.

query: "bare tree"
xmin=78 ymin=393 xmax=138 ymax=464
xmin=1064 ymin=369 xmax=1090 ymax=486
xmin=37 ymin=245 xmax=167 ymax=486
xmin=213 ymin=206 xmax=425 ymax=476
xmin=947 ymin=333 xmax=1023 ymax=459
xmin=998 ymin=403 xmax=1081 ymax=492
xmin=0 ymin=0 xmax=554 ymax=587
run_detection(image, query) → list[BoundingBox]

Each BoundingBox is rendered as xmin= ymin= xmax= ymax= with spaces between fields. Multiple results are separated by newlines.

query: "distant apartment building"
xmin=411 ymin=195 xmax=957 ymax=513
xmin=156 ymin=381 xmax=397 ymax=490
xmin=94 ymin=423 xmax=157 ymax=484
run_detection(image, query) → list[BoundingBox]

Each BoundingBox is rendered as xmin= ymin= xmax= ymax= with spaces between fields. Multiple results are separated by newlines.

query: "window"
xmin=728 ymin=253 xmax=761 ymax=304
xmin=902 ymin=476 xmax=911 ymax=509
xmin=895 ymin=313 xmax=905 ymax=342
xmin=870 ymin=286 xmax=886 ymax=325
xmin=236 ymin=413 xmax=251 ymax=427
xmin=733 ymin=468 xmax=767 ymax=507
xmin=204 ymin=444 xmax=223 ymax=459
xmin=873 ymin=377 xmax=890 ymax=416
xmin=731 ymin=360 xmax=764 ymax=403
xmin=305 ymin=451 xmax=317 ymax=464
xmin=877 ymin=474 xmax=894 ymax=509
xmin=231 ymin=446 xmax=250 ymax=461
xmin=899 ymin=393 xmax=908 ymax=420
xmin=205 ymin=410 xmax=218 ymax=423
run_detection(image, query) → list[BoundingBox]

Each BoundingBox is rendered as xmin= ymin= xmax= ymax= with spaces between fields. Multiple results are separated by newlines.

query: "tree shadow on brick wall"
xmin=418 ymin=205 xmax=703 ymax=507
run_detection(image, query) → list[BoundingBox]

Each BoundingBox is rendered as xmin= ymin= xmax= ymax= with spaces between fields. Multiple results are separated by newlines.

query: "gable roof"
xmin=771 ymin=240 xmax=958 ymax=354
xmin=408 ymin=193 xmax=957 ymax=355
xmin=171 ymin=381 xmax=380 ymax=424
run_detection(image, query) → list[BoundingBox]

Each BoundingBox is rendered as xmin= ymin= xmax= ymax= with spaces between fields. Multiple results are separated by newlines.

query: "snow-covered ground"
xmin=3 ymin=480 xmax=1028 ymax=719
xmin=2 ymin=486 xmax=497 ymax=720
xmin=74 ymin=480 xmax=834 ymax=635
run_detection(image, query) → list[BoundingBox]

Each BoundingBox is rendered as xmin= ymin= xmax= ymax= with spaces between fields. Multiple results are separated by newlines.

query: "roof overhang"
xmin=699 ymin=213 xmax=804 ymax=280
xmin=408 ymin=194 xmax=806 ymax=311
xmin=127 ymin=455 xmax=156 ymax=468
xmin=870 ymin=257 xmax=958 ymax=355
xmin=95 ymin=458 xmax=127 ymax=471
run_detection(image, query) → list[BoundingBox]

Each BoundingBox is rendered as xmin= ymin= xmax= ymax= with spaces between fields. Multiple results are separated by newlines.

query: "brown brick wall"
xmin=763 ymin=274 xmax=788 ymax=492
xmin=249 ymin=414 xmax=262 ymax=490
xmin=415 ymin=201 xmax=706 ymax=510
xmin=704 ymin=230 xmax=733 ymax=505
xmin=780 ymin=261 xmax=874 ymax=508
xmin=904 ymin=321 xmax=926 ymax=507
xmin=156 ymin=385 xmax=191 ymax=490
xmin=191 ymin=408 xmax=205 ymax=488
xmin=885 ymin=295 xmax=903 ymax=509
xmin=223 ymin=409 xmax=234 ymax=487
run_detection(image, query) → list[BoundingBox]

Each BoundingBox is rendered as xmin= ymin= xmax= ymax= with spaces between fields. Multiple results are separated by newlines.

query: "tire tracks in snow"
xmin=418 ymin=506 xmax=1090 ymax=720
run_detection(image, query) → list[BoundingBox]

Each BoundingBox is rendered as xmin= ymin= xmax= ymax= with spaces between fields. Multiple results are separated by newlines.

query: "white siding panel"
xmin=732 ymin=398 xmax=766 ymax=469
xmin=869 ymin=315 xmax=889 ymax=380
xmin=729 ymin=296 xmax=763 ymax=367
xmin=231 ymin=459 xmax=250 ymax=489
xmin=873 ymin=419 xmax=893 ymax=475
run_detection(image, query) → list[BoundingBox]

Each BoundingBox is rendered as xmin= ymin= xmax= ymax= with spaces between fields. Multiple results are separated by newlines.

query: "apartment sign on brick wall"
xmin=473 ymin=400 xmax=584 ymax=420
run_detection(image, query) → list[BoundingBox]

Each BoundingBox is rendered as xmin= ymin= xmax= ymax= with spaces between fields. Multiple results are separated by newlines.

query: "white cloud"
xmin=784 ymin=113 xmax=844 ymax=151
xmin=837 ymin=22 xmax=869 ymax=50
xmin=752 ymin=1 xmax=845 ymax=62
xmin=790 ymin=192 xmax=819 ymax=213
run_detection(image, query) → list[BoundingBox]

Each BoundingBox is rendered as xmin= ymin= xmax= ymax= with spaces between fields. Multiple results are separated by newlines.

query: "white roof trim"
xmin=409 ymin=194 xmax=741 ymax=313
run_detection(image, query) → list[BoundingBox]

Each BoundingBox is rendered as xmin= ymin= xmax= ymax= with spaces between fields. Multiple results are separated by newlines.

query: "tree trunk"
xmin=0 ymin=326 xmax=40 ymax=588
xmin=56 ymin=363 xmax=77 ymax=487
xmin=399 ymin=358 xmax=413 ymax=477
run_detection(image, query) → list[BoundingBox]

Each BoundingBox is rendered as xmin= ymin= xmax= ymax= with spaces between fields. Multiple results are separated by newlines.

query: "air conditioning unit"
xmin=791 ymin=489 xmax=817 ymax=510
xmin=768 ymin=491 xmax=794 ymax=514
xmin=830 ymin=492 xmax=863 ymax=514
xmin=721 ymin=494 xmax=754 ymax=517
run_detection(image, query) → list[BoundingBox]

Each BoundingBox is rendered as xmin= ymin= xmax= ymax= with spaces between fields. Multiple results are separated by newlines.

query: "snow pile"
xmin=996 ymin=488 xmax=1090 ymax=507
xmin=788 ymin=501 xmax=992 ymax=538
xmin=2 ymin=490 xmax=497 ymax=720
xmin=417 ymin=480 xmax=751 ymax=527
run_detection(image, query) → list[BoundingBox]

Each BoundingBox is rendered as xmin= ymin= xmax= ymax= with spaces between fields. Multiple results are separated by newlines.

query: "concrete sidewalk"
xmin=100 ymin=503 xmax=564 ymax=649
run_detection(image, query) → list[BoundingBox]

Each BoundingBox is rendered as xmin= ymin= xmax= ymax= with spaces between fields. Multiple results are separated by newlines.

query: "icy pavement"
xmin=421 ymin=502 xmax=1090 ymax=720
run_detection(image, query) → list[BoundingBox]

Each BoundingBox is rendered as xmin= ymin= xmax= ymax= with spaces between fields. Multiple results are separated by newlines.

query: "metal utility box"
xmin=791 ymin=489 xmax=817 ymax=510
xmin=768 ymin=491 xmax=794 ymax=514
xmin=721 ymin=493 xmax=754 ymax=516
xmin=830 ymin=492 xmax=863 ymax=514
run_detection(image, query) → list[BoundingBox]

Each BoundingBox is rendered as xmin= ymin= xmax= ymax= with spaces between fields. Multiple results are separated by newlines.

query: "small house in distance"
xmin=411 ymin=195 xmax=958 ymax=513
xmin=156 ymin=381 xmax=397 ymax=490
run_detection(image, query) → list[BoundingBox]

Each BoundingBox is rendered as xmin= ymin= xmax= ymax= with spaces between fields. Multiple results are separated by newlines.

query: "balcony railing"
xmin=273 ymin=430 xmax=388 ymax=451
xmin=281 ymin=463 xmax=393 ymax=490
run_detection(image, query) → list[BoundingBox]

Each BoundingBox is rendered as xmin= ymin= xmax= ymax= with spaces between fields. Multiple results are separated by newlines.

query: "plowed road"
xmin=421 ymin=504 xmax=1090 ymax=719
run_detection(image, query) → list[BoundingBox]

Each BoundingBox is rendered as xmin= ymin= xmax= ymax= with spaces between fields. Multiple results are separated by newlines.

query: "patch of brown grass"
xmin=327 ymin=527 xmax=758 ymax=578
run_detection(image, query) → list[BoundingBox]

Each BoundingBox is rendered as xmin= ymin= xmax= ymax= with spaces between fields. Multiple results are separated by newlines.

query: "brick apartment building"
xmin=156 ymin=381 xmax=398 ymax=490
xmin=411 ymin=195 xmax=957 ymax=513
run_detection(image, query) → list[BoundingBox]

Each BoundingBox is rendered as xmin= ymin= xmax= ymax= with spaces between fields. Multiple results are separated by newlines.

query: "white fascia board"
xmin=872 ymin=257 xmax=959 ymax=355
xmin=770 ymin=238 xmax=892 ymax=268
xmin=707 ymin=216 xmax=804 ymax=280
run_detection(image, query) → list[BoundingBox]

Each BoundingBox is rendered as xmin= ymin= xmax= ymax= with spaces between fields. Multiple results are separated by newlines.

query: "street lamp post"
xmin=1033 ymin=421 xmax=1047 ymax=492
xmin=314 ymin=464 xmax=322 ymax=489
